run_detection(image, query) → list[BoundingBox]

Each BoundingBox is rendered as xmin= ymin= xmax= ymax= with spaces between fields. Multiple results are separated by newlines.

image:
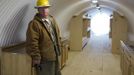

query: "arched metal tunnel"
xmin=0 ymin=0 xmax=134 ymax=75
xmin=0 ymin=0 xmax=134 ymax=47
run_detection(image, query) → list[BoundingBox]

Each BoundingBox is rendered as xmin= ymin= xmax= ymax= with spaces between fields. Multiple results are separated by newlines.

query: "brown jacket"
xmin=26 ymin=14 xmax=61 ymax=61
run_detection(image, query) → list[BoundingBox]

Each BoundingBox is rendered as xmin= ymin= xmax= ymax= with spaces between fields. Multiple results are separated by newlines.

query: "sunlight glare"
xmin=91 ymin=12 xmax=110 ymax=36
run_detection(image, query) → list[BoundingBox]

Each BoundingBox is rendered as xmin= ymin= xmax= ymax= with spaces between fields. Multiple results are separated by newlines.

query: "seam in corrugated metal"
xmin=0 ymin=0 xmax=19 ymax=36
xmin=0 ymin=0 xmax=34 ymax=47
xmin=5 ymin=5 xmax=28 ymax=46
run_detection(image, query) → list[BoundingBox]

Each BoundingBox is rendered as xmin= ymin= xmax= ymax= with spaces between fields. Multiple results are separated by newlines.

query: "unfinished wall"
xmin=112 ymin=12 xmax=128 ymax=54
xmin=0 ymin=0 xmax=35 ymax=47
xmin=49 ymin=0 xmax=134 ymax=41
xmin=1 ymin=0 xmax=134 ymax=47
xmin=69 ymin=14 xmax=83 ymax=51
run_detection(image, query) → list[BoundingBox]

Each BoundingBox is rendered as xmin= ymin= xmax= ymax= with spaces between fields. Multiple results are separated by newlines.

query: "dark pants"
xmin=36 ymin=57 xmax=61 ymax=75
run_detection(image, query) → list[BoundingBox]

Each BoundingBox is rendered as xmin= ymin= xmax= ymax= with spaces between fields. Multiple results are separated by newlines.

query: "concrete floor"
xmin=61 ymin=34 xmax=122 ymax=75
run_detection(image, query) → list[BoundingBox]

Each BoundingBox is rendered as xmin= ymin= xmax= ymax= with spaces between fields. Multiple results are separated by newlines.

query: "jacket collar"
xmin=34 ymin=13 xmax=43 ymax=22
xmin=34 ymin=13 xmax=51 ymax=22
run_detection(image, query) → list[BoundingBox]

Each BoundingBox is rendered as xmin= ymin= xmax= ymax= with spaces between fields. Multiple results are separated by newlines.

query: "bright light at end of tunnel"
xmin=91 ymin=12 xmax=110 ymax=36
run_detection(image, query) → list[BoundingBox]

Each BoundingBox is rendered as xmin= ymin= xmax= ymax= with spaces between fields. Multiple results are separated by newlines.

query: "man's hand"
xmin=32 ymin=60 xmax=42 ymax=70
xmin=32 ymin=60 xmax=40 ymax=66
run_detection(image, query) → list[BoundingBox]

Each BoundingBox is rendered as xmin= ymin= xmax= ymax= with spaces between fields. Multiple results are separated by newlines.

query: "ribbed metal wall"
xmin=0 ymin=0 xmax=36 ymax=47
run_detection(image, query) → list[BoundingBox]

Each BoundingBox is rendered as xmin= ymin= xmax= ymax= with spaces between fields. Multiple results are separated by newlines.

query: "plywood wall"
xmin=112 ymin=12 xmax=128 ymax=54
xmin=69 ymin=14 xmax=83 ymax=51
xmin=83 ymin=18 xmax=90 ymax=37
xmin=0 ymin=48 xmax=1 ymax=75
xmin=1 ymin=52 xmax=31 ymax=75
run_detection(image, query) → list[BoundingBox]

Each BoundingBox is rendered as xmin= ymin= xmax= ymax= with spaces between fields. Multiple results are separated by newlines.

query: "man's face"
xmin=38 ymin=7 xmax=49 ymax=17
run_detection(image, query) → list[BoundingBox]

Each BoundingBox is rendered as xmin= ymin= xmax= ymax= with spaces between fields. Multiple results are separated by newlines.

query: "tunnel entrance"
xmin=90 ymin=12 xmax=110 ymax=36
xmin=86 ymin=8 xmax=112 ymax=53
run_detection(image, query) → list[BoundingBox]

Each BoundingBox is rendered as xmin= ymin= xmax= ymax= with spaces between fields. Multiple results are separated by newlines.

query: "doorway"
xmin=87 ymin=8 xmax=112 ymax=53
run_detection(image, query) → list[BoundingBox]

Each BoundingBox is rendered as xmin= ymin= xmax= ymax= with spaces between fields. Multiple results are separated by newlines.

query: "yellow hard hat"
xmin=35 ymin=0 xmax=51 ymax=8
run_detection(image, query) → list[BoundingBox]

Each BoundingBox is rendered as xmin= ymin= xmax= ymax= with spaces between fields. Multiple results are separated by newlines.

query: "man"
xmin=26 ymin=0 xmax=62 ymax=75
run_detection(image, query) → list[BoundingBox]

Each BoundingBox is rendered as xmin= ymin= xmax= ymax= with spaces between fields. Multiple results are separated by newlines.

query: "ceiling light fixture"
xmin=91 ymin=0 xmax=98 ymax=4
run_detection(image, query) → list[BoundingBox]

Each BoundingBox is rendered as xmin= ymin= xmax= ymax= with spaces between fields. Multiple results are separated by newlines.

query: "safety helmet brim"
xmin=35 ymin=5 xmax=51 ymax=9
